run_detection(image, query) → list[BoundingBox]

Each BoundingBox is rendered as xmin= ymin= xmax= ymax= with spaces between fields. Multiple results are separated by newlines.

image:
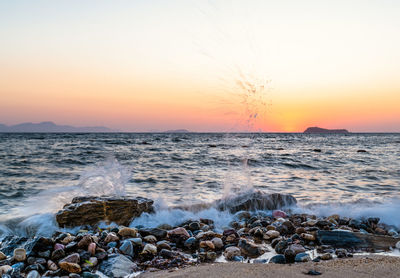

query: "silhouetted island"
xmin=304 ymin=127 xmax=350 ymax=134
xmin=0 ymin=121 xmax=117 ymax=133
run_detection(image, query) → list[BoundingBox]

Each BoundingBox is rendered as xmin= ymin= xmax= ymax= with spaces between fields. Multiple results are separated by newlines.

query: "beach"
xmin=139 ymin=256 xmax=400 ymax=278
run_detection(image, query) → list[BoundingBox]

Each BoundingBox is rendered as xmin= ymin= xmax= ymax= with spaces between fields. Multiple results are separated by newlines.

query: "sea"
xmin=0 ymin=132 xmax=399 ymax=236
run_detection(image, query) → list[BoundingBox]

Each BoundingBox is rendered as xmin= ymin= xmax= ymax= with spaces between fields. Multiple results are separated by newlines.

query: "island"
xmin=303 ymin=127 xmax=350 ymax=134
xmin=0 ymin=121 xmax=117 ymax=133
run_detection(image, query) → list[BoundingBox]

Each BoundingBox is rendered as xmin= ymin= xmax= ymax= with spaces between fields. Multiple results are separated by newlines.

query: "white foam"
xmin=296 ymin=198 xmax=400 ymax=228
xmin=130 ymin=207 xmax=234 ymax=233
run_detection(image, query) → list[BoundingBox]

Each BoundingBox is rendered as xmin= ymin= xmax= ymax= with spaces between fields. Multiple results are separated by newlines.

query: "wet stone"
xmin=59 ymin=262 xmax=82 ymax=273
xmin=320 ymin=253 xmax=333 ymax=260
xmin=238 ymin=239 xmax=265 ymax=258
xmin=269 ymin=254 xmax=286 ymax=264
xmin=13 ymin=248 xmax=26 ymax=262
xmin=284 ymin=248 xmax=296 ymax=263
xmin=295 ymin=252 xmax=311 ymax=262
xmin=26 ymin=270 xmax=40 ymax=278
xmin=223 ymin=246 xmax=241 ymax=260
xmin=275 ymin=240 xmax=288 ymax=254
xmin=119 ymin=240 xmax=134 ymax=257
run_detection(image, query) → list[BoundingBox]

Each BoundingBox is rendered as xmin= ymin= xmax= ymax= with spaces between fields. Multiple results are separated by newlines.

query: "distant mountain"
xmin=304 ymin=127 xmax=350 ymax=134
xmin=0 ymin=121 xmax=118 ymax=133
xmin=163 ymin=129 xmax=191 ymax=133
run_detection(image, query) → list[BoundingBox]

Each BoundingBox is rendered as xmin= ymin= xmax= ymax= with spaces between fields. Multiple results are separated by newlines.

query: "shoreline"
xmin=0 ymin=193 xmax=400 ymax=277
xmin=138 ymin=255 xmax=400 ymax=278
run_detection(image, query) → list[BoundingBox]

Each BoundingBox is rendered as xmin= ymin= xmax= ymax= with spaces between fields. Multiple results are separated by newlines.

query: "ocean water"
xmin=0 ymin=132 xmax=400 ymax=234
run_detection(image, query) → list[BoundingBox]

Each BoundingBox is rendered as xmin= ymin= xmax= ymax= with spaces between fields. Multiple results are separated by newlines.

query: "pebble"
xmin=59 ymin=262 xmax=82 ymax=273
xmin=88 ymin=242 xmax=96 ymax=255
xmin=60 ymin=253 xmax=80 ymax=264
xmin=295 ymin=252 xmax=311 ymax=262
xmin=104 ymin=232 xmax=119 ymax=243
xmin=199 ymin=240 xmax=215 ymax=250
xmin=13 ymin=248 xmax=26 ymax=262
xmin=142 ymin=244 xmax=157 ymax=255
xmin=273 ymin=210 xmax=287 ymax=218
xmin=320 ymin=253 xmax=333 ymax=260
xmin=0 ymin=251 xmax=6 ymax=260
xmin=51 ymin=248 xmax=66 ymax=261
xmin=118 ymin=227 xmax=137 ymax=238
xmin=144 ymin=235 xmax=157 ymax=243
xmin=61 ymin=235 xmax=75 ymax=245
xmin=238 ymin=239 xmax=265 ymax=258
xmin=78 ymin=235 xmax=93 ymax=248
xmin=211 ymin=237 xmax=224 ymax=249
xmin=26 ymin=270 xmax=40 ymax=278
xmin=47 ymin=260 xmax=58 ymax=271
xmin=266 ymin=230 xmax=280 ymax=239
xmin=130 ymin=238 xmax=143 ymax=246
xmin=269 ymin=254 xmax=286 ymax=264
xmin=119 ymin=240 xmax=134 ymax=257
xmin=395 ymin=241 xmax=400 ymax=249
xmin=224 ymin=246 xmax=241 ymax=260
xmin=184 ymin=237 xmax=197 ymax=249
xmin=284 ymin=248 xmax=296 ymax=263
xmin=169 ymin=227 xmax=190 ymax=237
xmin=156 ymin=240 xmax=171 ymax=250
xmin=301 ymin=233 xmax=316 ymax=241
xmin=0 ymin=265 xmax=12 ymax=275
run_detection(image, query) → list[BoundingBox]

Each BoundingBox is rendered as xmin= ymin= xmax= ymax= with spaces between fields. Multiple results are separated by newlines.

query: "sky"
xmin=0 ymin=0 xmax=399 ymax=132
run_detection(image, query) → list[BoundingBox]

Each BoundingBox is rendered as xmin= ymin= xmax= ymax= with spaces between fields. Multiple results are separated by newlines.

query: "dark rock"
xmin=56 ymin=196 xmax=154 ymax=227
xmin=159 ymin=249 xmax=177 ymax=259
xmin=284 ymin=248 xmax=296 ymax=263
xmin=188 ymin=222 xmax=201 ymax=231
xmin=79 ymin=251 xmax=91 ymax=262
xmin=82 ymin=271 xmax=100 ymax=278
xmin=269 ymin=254 xmax=286 ymax=264
xmin=238 ymin=239 xmax=265 ymax=258
xmin=51 ymin=249 xmax=65 ymax=261
xmin=275 ymin=240 xmax=288 ymax=254
xmin=184 ymin=237 xmax=197 ymax=250
xmin=138 ymin=228 xmax=167 ymax=239
xmin=317 ymin=230 xmax=398 ymax=250
xmin=216 ymin=191 xmax=297 ymax=213
xmin=295 ymin=252 xmax=311 ymax=262
xmin=305 ymin=270 xmax=322 ymax=275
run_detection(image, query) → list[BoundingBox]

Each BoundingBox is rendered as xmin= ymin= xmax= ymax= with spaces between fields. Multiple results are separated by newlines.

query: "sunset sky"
xmin=1 ymin=0 xmax=399 ymax=132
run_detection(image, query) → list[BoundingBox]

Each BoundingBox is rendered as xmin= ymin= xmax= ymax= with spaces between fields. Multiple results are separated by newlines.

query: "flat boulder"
xmin=216 ymin=191 xmax=297 ymax=213
xmin=56 ymin=196 xmax=154 ymax=227
xmin=317 ymin=230 xmax=399 ymax=251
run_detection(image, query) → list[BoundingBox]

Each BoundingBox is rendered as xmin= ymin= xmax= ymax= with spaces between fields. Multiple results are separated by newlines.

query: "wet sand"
xmin=139 ymin=255 xmax=400 ymax=278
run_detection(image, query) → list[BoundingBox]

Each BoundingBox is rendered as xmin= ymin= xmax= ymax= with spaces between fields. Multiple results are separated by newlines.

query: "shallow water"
xmin=0 ymin=133 xmax=399 ymax=229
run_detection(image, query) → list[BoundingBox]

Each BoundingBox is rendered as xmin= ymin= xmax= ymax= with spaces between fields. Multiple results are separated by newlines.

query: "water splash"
xmin=0 ymin=157 xmax=131 ymax=238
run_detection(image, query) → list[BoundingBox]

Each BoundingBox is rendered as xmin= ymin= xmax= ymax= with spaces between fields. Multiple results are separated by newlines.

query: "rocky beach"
xmin=1 ymin=191 xmax=400 ymax=277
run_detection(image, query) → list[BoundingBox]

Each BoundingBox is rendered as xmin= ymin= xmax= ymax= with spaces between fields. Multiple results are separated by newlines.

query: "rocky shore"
xmin=0 ymin=192 xmax=400 ymax=278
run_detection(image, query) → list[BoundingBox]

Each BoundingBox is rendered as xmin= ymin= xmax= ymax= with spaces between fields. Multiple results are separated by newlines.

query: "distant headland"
xmin=0 ymin=121 xmax=117 ymax=133
xmin=304 ymin=127 xmax=350 ymax=134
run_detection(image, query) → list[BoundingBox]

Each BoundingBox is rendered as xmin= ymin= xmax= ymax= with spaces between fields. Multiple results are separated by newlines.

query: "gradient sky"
xmin=1 ymin=0 xmax=399 ymax=132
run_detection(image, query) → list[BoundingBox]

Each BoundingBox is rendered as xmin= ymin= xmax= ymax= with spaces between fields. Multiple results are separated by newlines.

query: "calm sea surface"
xmin=0 ymin=133 xmax=399 ymax=219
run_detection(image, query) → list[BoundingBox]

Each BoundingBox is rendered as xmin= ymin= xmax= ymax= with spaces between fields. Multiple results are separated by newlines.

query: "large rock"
xmin=216 ymin=191 xmax=297 ymax=213
xmin=56 ymin=196 xmax=154 ymax=227
xmin=317 ymin=230 xmax=399 ymax=251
